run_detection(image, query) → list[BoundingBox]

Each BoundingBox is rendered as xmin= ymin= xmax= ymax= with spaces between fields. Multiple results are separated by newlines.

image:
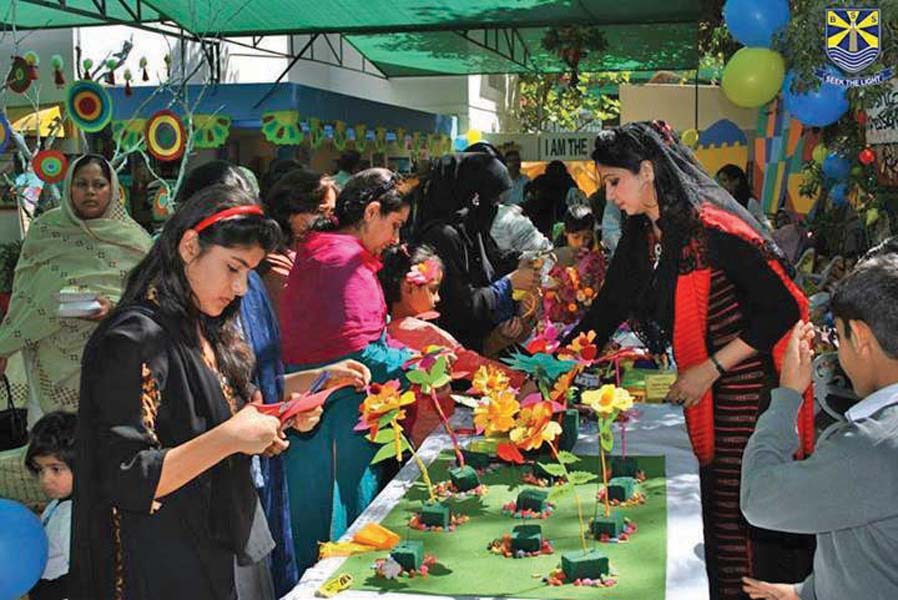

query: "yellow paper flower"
xmin=360 ymin=380 xmax=416 ymax=433
xmin=471 ymin=364 xmax=510 ymax=396
xmin=509 ymin=401 xmax=562 ymax=451
xmin=473 ymin=389 xmax=520 ymax=436
xmin=581 ymin=384 xmax=633 ymax=416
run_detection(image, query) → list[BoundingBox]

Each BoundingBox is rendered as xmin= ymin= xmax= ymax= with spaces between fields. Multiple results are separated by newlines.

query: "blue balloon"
xmin=0 ymin=499 xmax=48 ymax=599
xmin=724 ymin=0 xmax=791 ymax=47
xmin=781 ymin=68 xmax=849 ymax=127
xmin=822 ymin=153 xmax=851 ymax=182
xmin=830 ymin=183 xmax=848 ymax=206
xmin=453 ymin=135 xmax=467 ymax=152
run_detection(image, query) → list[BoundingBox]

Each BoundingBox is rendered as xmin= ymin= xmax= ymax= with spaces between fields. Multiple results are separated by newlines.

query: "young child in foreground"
xmin=25 ymin=411 xmax=77 ymax=600
xmin=380 ymin=244 xmax=526 ymax=445
xmin=740 ymin=246 xmax=898 ymax=600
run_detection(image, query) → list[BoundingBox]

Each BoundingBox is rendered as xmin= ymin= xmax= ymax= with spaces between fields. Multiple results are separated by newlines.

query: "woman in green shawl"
xmin=0 ymin=154 xmax=151 ymax=421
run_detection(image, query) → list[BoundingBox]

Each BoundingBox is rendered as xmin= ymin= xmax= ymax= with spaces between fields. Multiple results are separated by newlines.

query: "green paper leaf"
xmin=548 ymin=482 xmax=573 ymax=502
xmin=537 ymin=462 xmax=566 ymax=477
xmin=432 ymin=374 xmax=451 ymax=389
xmin=377 ymin=409 xmax=400 ymax=429
xmin=556 ymin=450 xmax=580 ymax=465
xmin=406 ymin=370 xmax=429 ymax=385
xmin=432 ymin=356 xmax=447 ymax=380
xmin=370 ymin=437 xmax=410 ymax=465
xmin=567 ymin=470 xmax=598 ymax=485
xmin=369 ymin=428 xmax=395 ymax=444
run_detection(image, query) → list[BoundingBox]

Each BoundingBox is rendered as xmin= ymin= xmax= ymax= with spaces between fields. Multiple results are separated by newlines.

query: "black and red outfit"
xmin=572 ymin=203 xmax=815 ymax=598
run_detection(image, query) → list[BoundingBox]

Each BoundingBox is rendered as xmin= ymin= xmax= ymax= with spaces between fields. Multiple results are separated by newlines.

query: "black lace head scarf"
xmin=592 ymin=121 xmax=788 ymax=352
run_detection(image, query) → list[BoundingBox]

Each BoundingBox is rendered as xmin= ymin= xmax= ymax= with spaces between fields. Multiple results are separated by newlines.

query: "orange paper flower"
xmin=510 ymin=401 xmax=562 ymax=451
xmin=473 ymin=388 xmax=520 ymax=436
xmin=471 ymin=364 xmax=511 ymax=396
xmin=359 ymin=380 xmax=416 ymax=436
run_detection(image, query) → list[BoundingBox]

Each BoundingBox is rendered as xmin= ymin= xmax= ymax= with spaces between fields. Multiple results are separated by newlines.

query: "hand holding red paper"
xmin=254 ymin=384 xmax=350 ymax=427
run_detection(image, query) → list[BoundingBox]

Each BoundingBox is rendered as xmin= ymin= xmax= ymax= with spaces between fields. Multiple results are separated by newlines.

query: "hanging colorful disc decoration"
xmin=0 ymin=114 xmax=11 ymax=154
xmin=151 ymin=185 xmax=173 ymax=221
xmin=66 ymin=80 xmax=113 ymax=132
xmin=7 ymin=56 xmax=31 ymax=94
xmin=145 ymin=110 xmax=186 ymax=162
xmin=32 ymin=150 xmax=68 ymax=184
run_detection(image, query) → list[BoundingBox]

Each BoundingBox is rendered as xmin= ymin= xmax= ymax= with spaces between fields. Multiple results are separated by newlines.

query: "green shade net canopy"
xmin=3 ymin=0 xmax=701 ymax=76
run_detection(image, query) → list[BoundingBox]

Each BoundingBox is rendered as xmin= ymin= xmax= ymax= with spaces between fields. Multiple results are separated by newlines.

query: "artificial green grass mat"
xmin=337 ymin=453 xmax=667 ymax=599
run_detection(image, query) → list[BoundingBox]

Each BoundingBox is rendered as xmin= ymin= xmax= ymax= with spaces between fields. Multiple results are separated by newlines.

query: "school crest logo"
xmin=825 ymin=8 xmax=881 ymax=73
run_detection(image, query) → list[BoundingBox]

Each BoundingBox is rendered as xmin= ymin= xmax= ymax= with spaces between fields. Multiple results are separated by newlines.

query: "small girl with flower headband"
xmin=380 ymin=244 xmax=525 ymax=445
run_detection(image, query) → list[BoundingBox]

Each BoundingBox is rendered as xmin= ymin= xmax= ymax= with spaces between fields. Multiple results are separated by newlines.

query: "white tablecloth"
xmin=285 ymin=403 xmax=708 ymax=600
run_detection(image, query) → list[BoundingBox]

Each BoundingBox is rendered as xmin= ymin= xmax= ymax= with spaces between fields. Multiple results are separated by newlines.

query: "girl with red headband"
xmin=71 ymin=185 xmax=323 ymax=599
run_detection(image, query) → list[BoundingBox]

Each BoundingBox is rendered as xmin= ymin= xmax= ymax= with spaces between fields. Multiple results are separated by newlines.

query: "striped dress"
xmin=692 ymin=231 xmax=815 ymax=598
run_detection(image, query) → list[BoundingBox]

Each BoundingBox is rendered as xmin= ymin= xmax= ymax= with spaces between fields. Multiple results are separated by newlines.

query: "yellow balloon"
xmin=465 ymin=129 xmax=482 ymax=145
xmin=682 ymin=128 xmax=699 ymax=148
xmin=722 ymin=47 xmax=785 ymax=108
xmin=812 ymin=144 xmax=828 ymax=165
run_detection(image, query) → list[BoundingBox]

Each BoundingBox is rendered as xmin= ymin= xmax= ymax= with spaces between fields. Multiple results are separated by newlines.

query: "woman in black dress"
xmin=71 ymin=184 xmax=322 ymax=599
xmin=568 ymin=122 xmax=815 ymax=599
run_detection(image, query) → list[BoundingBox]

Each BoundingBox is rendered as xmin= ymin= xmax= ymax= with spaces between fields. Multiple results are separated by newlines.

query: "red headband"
xmin=193 ymin=205 xmax=264 ymax=233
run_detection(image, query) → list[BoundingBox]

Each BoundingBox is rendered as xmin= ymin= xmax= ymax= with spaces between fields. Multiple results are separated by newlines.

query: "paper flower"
xmin=406 ymin=258 xmax=442 ymax=285
xmin=471 ymin=364 xmax=511 ymax=397
xmin=358 ymin=380 xmax=415 ymax=437
xmin=550 ymin=369 xmax=576 ymax=403
xmin=559 ymin=330 xmax=598 ymax=364
xmin=542 ymin=248 xmax=605 ymax=324
xmin=503 ymin=352 xmax=576 ymax=386
xmin=473 ymin=389 xmax=520 ymax=436
xmin=403 ymin=344 xmax=452 ymax=371
xmin=581 ymin=384 xmax=633 ymax=416
xmin=510 ymin=401 xmax=562 ymax=451
xmin=525 ymin=320 xmax=562 ymax=354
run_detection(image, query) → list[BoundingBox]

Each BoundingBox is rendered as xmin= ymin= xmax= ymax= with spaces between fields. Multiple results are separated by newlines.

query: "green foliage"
xmin=771 ymin=0 xmax=898 ymax=245
xmin=514 ymin=72 xmax=626 ymax=133
xmin=371 ymin=434 xmax=411 ymax=465
xmin=377 ymin=409 xmax=400 ymax=429
xmin=556 ymin=450 xmax=581 ymax=465
xmin=548 ymin=482 xmax=574 ymax=502
xmin=536 ymin=462 xmax=567 ymax=478
xmin=566 ymin=470 xmax=598 ymax=485
xmin=369 ymin=428 xmax=397 ymax=444
xmin=406 ymin=356 xmax=451 ymax=393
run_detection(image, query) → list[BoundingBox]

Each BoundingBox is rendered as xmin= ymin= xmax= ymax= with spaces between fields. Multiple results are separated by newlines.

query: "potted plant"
xmin=0 ymin=240 xmax=22 ymax=316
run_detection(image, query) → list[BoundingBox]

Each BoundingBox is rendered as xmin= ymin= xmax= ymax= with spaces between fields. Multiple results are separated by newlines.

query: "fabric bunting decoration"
xmin=192 ymin=114 xmax=231 ymax=149
xmin=112 ymin=119 xmax=147 ymax=150
xmin=261 ymin=110 xmax=302 ymax=145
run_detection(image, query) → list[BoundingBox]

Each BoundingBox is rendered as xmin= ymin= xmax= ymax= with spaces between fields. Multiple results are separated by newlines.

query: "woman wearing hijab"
xmin=0 ymin=154 xmax=151 ymax=419
xmin=523 ymin=160 xmax=582 ymax=238
xmin=568 ymin=122 xmax=815 ymax=598
xmin=413 ymin=152 xmax=539 ymax=353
